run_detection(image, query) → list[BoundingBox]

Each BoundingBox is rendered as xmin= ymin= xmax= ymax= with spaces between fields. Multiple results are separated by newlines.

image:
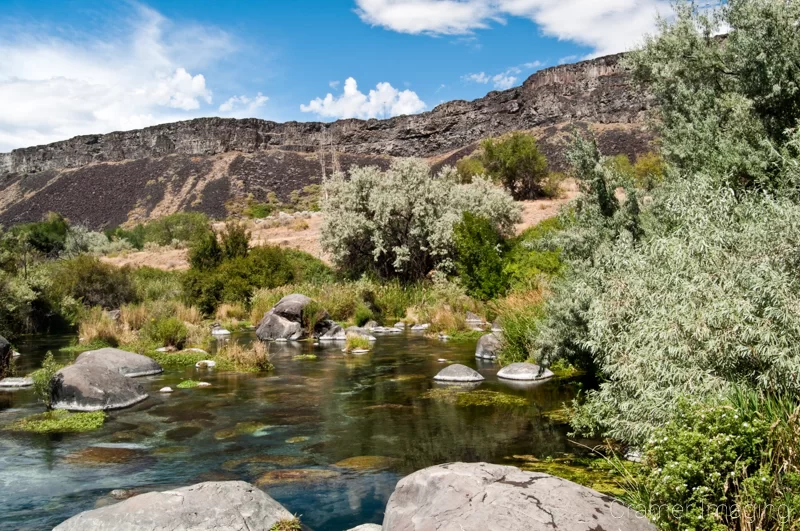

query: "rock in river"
xmin=475 ymin=333 xmax=502 ymax=360
xmin=433 ymin=364 xmax=484 ymax=383
xmin=0 ymin=334 xmax=11 ymax=379
xmin=51 ymin=364 xmax=148 ymax=412
xmin=0 ymin=377 xmax=33 ymax=388
xmin=383 ymin=462 xmax=656 ymax=531
xmin=497 ymin=362 xmax=554 ymax=382
xmin=347 ymin=526 xmax=382 ymax=531
xmin=75 ymin=347 xmax=163 ymax=377
xmin=257 ymin=293 xmax=344 ymax=341
xmin=53 ymin=481 xmax=295 ymax=531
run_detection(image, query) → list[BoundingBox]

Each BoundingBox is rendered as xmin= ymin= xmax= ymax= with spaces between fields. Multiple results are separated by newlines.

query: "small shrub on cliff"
xmin=322 ymin=158 xmax=519 ymax=282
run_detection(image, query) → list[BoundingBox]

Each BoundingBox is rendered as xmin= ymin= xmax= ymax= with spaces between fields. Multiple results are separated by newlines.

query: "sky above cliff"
xmin=0 ymin=0 xmax=672 ymax=152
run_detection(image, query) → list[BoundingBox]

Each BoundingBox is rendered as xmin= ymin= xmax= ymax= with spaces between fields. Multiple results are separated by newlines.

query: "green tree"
xmin=221 ymin=221 xmax=249 ymax=261
xmin=188 ymin=230 xmax=222 ymax=272
xmin=481 ymin=132 xmax=549 ymax=200
xmin=455 ymin=156 xmax=486 ymax=184
xmin=453 ymin=212 xmax=508 ymax=300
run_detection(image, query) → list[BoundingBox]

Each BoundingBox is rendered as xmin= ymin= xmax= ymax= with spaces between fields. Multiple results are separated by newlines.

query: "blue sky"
xmin=0 ymin=0 xmax=670 ymax=151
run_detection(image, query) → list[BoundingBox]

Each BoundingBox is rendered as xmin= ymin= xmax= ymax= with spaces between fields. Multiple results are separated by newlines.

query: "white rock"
xmin=211 ymin=328 xmax=231 ymax=336
xmin=195 ymin=360 xmax=216 ymax=369
xmin=159 ymin=387 xmax=173 ymax=393
xmin=196 ymin=382 xmax=212 ymax=388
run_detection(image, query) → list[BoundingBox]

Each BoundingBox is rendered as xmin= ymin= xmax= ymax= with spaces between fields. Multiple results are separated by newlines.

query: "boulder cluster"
xmin=56 ymin=463 xmax=655 ymax=531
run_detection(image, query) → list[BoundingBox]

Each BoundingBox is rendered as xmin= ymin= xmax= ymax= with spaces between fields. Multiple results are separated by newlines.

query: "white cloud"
xmin=463 ymin=60 xmax=543 ymax=90
xmin=300 ymin=77 xmax=426 ymax=120
xmin=329 ymin=80 xmax=341 ymax=89
xmin=0 ymin=4 xmax=257 ymax=152
xmin=354 ymin=0 xmax=672 ymax=56
xmin=218 ymin=92 xmax=269 ymax=115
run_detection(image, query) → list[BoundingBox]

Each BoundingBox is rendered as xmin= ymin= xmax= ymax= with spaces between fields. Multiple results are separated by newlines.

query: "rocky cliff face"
xmin=0 ymin=52 xmax=652 ymax=228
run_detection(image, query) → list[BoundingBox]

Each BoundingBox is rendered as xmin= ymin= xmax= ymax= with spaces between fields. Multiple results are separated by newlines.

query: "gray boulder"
xmin=363 ymin=320 xmax=379 ymax=330
xmin=256 ymin=313 xmax=304 ymax=341
xmin=319 ymin=323 xmax=347 ymax=341
xmin=54 ymin=481 xmax=295 ymax=531
xmin=75 ymin=348 xmax=163 ymax=377
xmin=383 ymin=462 xmax=655 ymax=531
xmin=433 ymin=364 xmax=484 ymax=382
xmin=273 ymin=293 xmax=313 ymax=321
xmin=347 ymin=526 xmax=382 ymax=531
xmin=346 ymin=326 xmax=377 ymax=341
xmin=0 ymin=335 xmax=10 ymax=379
xmin=465 ymin=311 xmax=484 ymax=324
xmin=497 ymin=362 xmax=554 ymax=381
xmin=475 ymin=333 xmax=502 ymax=360
xmin=50 ymin=364 xmax=148 ymax=412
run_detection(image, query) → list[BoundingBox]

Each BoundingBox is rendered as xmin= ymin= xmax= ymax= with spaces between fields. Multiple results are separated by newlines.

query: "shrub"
xmin=31 ymin=352 xmax=62 ymax=407
xmin=51 ymin=255 xmax=137 ymax=310
xmin=217 ymin=340 xmax=274 ymax=372
xmin=481 ymin=132 xmax=550 ymax=200
xmin=455 ymin=156 xmax=486 ymax=184
xmin=624 ymin=391 xmax=800 ymax=531
xmin=345 ymin=333 xmax=371 ymax=352
xmin=221 ymin=221 xmax=249 ymax=261
xmin=632 ymin=152 xmax=666 ymax=190
xmin=13 ymin=212 xmax=70 ymax=257
xmin=189 ymin=229 xmax=223 ymax=271
xmin=453 ymin=212 xmax=508 ymax=300
xmin=503 ymin=217 xmax=564 ymax=291
xmin=353 ymin=304 xmax=374 ymax=327
xmin=216 ymin=303 xmax=248 ymax=322
xmin=322 ymin=158 xmax=519 ymax=282
xmin=131 ymin=267 xmax=183 ymax=301
xmin=494 ymin=290 xmax=546 ymax=364
xmin=140 ymin=212 xmax=209 ymax=246
xmin=106 ymin=224 xmax=146 ymax=250
xmin=142 ymin=317 xmax=188 ymax=350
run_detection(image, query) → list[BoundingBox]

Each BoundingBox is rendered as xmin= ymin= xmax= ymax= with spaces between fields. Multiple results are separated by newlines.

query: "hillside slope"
xmin=0 ymin=53 xmax=652 ymax=229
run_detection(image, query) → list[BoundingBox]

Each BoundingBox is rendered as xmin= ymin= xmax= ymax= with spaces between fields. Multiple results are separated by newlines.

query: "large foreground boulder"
xmin=0 ymin=335 xmax=11 ymax=379
xmin=433 ymin=364 xmax=484 ymax=383
xmin=383 ymin=462 xmax=655 ymax=531
xmin=75 ymin=348 xmax=163 ymax=377
xmin=475 ymin=333 xmax=502 ymax=360
xmin=51 ymin=364 xmax=148 ymax=412
xmin=54 ymin=481 xmax=294 ymax=531
xmin=256 ymin=293 xmax=340 ymax=341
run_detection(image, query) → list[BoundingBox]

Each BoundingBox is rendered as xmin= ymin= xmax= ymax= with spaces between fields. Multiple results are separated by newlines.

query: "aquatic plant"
xmin=344 ymin=334 xmax=370 ymax=353
xmin=176 ymin=379 xmax=203 ymax=389
xmin=216 ymin=340 xmax=274 ymax=372
xmin=421 ymin=387 xmax=528 ymax=408
xmin=5 ymin=410 xmax=105 ymax=433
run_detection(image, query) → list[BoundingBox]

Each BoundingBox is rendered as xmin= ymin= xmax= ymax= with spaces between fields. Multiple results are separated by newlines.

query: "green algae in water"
xmin=285 ymin=436 xmax=310 ymax=444
xmin=214 ymin=422 xmax=270 ymax=440
xmin=334 ymin=455 xmax=399 ymax=471
xmin=292 ymin=354 xmax=318 ymax=360
xmin=508 ymin=454 xmax=631 ymax=497
xmin=176 ymin=379 xmax=206 ymax=389
xmin=152 ymin=446 xmax=190 ymax=456
xmin=256 ymin=468 xmax=340 ymax=487
xmin=422 ymin=387 xmax=528 ymax=407
xmin=6 ymin=410 xmax=105 ymax=434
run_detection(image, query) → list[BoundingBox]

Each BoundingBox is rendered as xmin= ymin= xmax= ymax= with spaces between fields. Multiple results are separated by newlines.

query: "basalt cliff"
xmin=0 ymin=52 xmax=652 ymax=228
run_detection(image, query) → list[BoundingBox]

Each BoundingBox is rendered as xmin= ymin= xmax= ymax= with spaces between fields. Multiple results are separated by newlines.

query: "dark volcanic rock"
xmin=383 ymin=462 xmax=656 ymax=531
xmin=0 ymin=53 xmax=652 ymax=228
xmin=54 ymin=481 xmax=294 ymax=531
xmin=51 ymin=364 xmax=148 ymax=411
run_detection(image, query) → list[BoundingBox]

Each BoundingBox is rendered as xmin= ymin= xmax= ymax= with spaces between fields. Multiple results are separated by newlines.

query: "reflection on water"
xmin=0 ymin=332 xmax=580 ymax=531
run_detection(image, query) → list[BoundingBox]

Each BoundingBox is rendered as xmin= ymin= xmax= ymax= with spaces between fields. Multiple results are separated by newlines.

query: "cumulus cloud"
xmin=463 ymin=60 xmax=544 ymax=90
xmin=218 ymin=92 xmax=269 ymax=115
xmin=300 ymin=77 xmax=426 ymax=119
xmin=355 ymin=0 xmax=672 ymax=56
xmin=0 ymin=4 xmax=254 ymax=152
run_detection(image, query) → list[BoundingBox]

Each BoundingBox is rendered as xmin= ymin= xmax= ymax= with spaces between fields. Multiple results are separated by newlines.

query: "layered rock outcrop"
xmin=0 ymin=53 xmax=652 ymax=228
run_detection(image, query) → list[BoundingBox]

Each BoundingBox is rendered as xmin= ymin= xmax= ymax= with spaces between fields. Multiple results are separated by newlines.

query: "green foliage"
xmin=105 ymin=224 xmax=146 ymax=250
xmin=455 ymin=156 xmax=486 ymax=184
xmin=322 ymin=158 xmax=520 ymax=282
xmin=220 ymin=221 xmax=249 ymax=261
xmin=176 ymin=379 xmax=203 ymax=389
xmin=453 ymin=212 xmax=508 ymax=300
xmin=12 ymin=213 xmax=70 ymax=257
xmin=345 ymin=333 xmax=371 ymax=352
xmin=633 ymin=152 xmax=666 ymax=190
xmin=481 ymin=132 xmax=550 ymax=200
xmin=0 ymin=267 xmax=51 ymax=339
xmin=140 ymin=212 xmax=209 ymax=247
xmin=131 ymin=267 xmax=183 ymax=302
xmin=625 ymin=392 xmax=800 ymax=531
xmin=353 ymin=304 xmax=374 ymax=327
xmin=188 ymin=229 xmax=223 ymax=272
xmin=50 ymin=255 xmax=137 ymax=310
xmin=142 ymin=317 xmax=188 ymax=349
xmin=503 ymin=217 xmax=564 ymax=291
xmin=6 ymin=410 xmax=105 ymax=433
xmin=31 ymin=352 xmax=62 ymax=407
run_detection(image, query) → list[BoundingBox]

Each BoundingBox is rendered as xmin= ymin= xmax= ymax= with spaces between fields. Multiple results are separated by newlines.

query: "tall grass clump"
xmin=217 ymin=340 xmax=274 ymax=372
xmin=78 ymin=307 xmax=125 ymax=347
xmin=345 ymin=333 xmax=371 ymax=353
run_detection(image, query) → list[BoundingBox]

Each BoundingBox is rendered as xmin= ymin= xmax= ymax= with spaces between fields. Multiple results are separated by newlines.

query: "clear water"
xmin=0 ymin=332 xmax=580 ymax=531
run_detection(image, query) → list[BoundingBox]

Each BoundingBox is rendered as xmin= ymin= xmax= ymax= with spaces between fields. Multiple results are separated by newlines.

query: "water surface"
xmin=0 ymin=331 xmax=579 ymax=531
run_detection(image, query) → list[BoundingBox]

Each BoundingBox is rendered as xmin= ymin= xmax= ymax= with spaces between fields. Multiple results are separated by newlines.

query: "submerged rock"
xmin=75 ymin=348 xmax=163 ymax=377
xmin=497 ymin=362 xmax=554 ymax=382
xmin=65 ymin=446 xmax=146 ymax=465
xmin=335 ymin=455 xmax=399 ymax=471
xmin=51 ymin=364 xmax=148 ymax=411
xmin=433 ymin=364 xmax=485 ymax=383
xmin=383 ymin=462 xmax=656 ymax=531
xmin=53 ymin=481 xmax=295 ymax=531
xmin=0 ymin=377 xmax=33 ymax=388
xmin=475 ymin=333 xmax=502 ymax=360
xmin=255 ymin=469 xmax=340 ymax=487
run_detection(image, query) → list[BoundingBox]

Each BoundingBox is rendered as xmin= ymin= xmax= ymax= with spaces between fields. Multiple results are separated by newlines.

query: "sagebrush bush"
xmin=321 ymin=158 xmax=519 ymax=282
xmin=481 ymin=132 xmax=550 ymax=200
